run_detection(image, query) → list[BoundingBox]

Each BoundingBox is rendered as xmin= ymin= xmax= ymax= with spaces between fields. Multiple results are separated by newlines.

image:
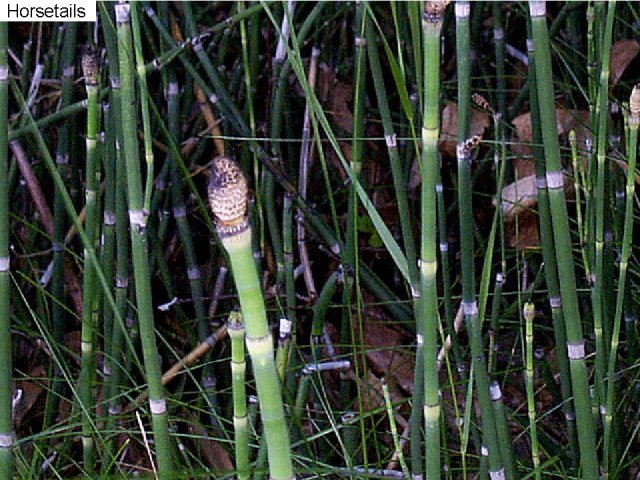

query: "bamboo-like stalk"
xmin=166 ymin=75 xmax=208 ymax=341
xmin=79 ymin=45 xmax=101 ymax=468
xmin=229 ymin=312 xmax=250 ymax=480
xmin=98 ymin=5 xmax=133 ymax=467
xmin=456 ymin=2 xmax=503 ymax=476
xmin=0 ymin=21 xmax=13 ymax=480
xmin=114 ymin=4 xmax=173 ymax=478
xmin=592 ymin=0 xmax=616 ymax=422
xmin=365 ymin=16 xmax=425 ymax=475
xmin=525 ymin=26 xmax=579 ymax=469
xmin=129 ymin=4 xmax=154 ymax=215
xmin=208 ymin=156 xmax=294 ymax=480
xmin=100 ymin=102 xmax=116 ymax=396
xmin=8 ymin=98 xmax=91 ymax=142
xmin=529 ymin=2 xmax=598 ymax=478
xmin=605 ymin=85 xmax=640 ymax=474
xmin=523 ymin=303 xmax=541 ymax=479
xmin=421 ymin=3 xmax=449 ymax=477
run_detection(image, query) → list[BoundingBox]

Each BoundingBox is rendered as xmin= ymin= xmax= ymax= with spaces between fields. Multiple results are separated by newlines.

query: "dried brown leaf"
xmin=610 ymin=39 xmax=640 ymax=88
xmin=14 ymin=367 xmax=46 ymax=427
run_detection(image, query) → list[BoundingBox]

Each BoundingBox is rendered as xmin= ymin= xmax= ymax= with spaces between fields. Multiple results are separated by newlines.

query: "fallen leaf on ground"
xmin=610 ymin=39 xmax=640 ymax=89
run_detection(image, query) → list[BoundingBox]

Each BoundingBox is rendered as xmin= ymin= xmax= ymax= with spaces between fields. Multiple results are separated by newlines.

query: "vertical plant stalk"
xmin=421 ymin=3 xmax=448 ymax=477
xmin=0 ymin=21 xmax=13 ymax=480
xmin=523 ymin=303 xmax=541 ymax=479
xmin=526 ymin=28 xmax=579 ymax=469
xmin=364 ymin=15 xmax=423 ymax=476
xmin=115 ymin=4 xmax=173 ymax=478
xmin=208 ymin=156 xmax=294 ymax=480
xmin=166 ymin=75 xmax=208 ymax=340
xmin=592 ymin=0 xmax=616 ymax=419
xmin=529 ymin=2 xmax=598 ymax=478
xmin=79 ymin=46 xmax=101 ymax=468
xmin=228 ymin=312 xmax=250 ymax=480
xmin=605 ymin=85 xmax=640 ymax=473
xmin=455 ymin=2 xmax=503 ymax=476
xmin=98 ymin=6 xmax=132 ymax=466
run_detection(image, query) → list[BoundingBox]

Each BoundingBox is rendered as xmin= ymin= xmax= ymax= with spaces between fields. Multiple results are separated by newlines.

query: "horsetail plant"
xmin=0 ymin=21 xmax=13 ymax=480
xmin=605 ymin=85 xmax=640 ymax=474
xmin=529 ymin=2 xmax=598 ymax=478
xmin=115 ymin=3 xmax=173 ymax=478
xmin=208 ymin=156 xmax=294 ymax=480
xmin=420 ymin=2 xmax=448 ymax=477
xmin=79 ymin=45 xmax=101 ymax=467
xmin=591 ymin=0 xmax=616 ymax=424
xmin=526 ymin=23 xmax=579 ymax=468
xmin=523 ymin=303 xmax=541 ymax=479
xmin=228 ymin=311 xmax=250 ymax=480
xmin=456 ymin=2 xmax=504 ymax=477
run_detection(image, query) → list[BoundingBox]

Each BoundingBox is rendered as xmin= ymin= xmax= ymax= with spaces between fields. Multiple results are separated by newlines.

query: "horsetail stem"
xmin=592 ymin=1 xmax=616 ymax=430
xmin=523 ymin=303 xmax=541 ymax=479
xmin=605 ymin=84 xmax=640 ymax=471
xmin=79 ymin=45 xmax=101 ymax=468
xmin=420 ymin=2 xmax=449 ymax=477
xmin=526 ymin=20 xmax=578 ymax=468
xmin=529 ymin=2 xmax=598 ymax=477
xmin=114 ymin=4 xmax=173 ymax=477
xmin=455 ymin=2 xmax=503 ymax=476
xmin=228 ymin=312 xmax=250 ymax=480
xmin=208 ymin=156 xmax=294 ymax=480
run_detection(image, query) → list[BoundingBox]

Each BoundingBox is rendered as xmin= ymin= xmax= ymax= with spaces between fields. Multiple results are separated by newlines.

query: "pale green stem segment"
xmin=421 ymin=3 xmax=446 ymax=477
xmin=223 ymin=230 xmax=295 ymax=480
xmin=79 ymin=47 xmax=101 ymax=468
xmin=526 ymin=24 xmax=579 ymax=467
xmin=524 ymin=303 xmax=541 ymax=479
xmin=605 ymin=85 xmax=640 ymax=473
xmin=529 ymin=2 xmax=598 ymax=478
xmin=455 ymin=2 xmax=503 ymax=476
xmin=0 ymin=21 xmax=13 ymax=480
xmin=115 ymin=3 xmax=173 ymax=478
xmin=229 ymin=312 xmax=250 ymax=480
xmin=592 ymin=0 xmax=616 ymax=424
xmin=210 ymin=156 xmax=294 ymax=480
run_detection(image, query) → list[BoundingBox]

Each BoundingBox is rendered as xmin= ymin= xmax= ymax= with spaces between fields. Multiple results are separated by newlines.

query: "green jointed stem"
xmin=229 ymin=312 xmax=250 ymax=480
xmin=592 ymin=0 xmax=616 ymax=420
xmin=421 ymin=3 xmax=448 ymax=478
xmin=605 ymin=85 xmax=640 ymax=473
xmin=79 ymin=46 xmax=101 ymax=468
xmin=526 ymin=23 xmax=578 ymax=468
xmin=523 ymin=303 xmax=541 ymax=479
xmin=0 ymin=21 xmax=13 ymax=479
xmin=455 ymin=2 xmax=503 ymax=476
xmin=529 ymin=2 xmax=598 ymax=478
xmin=208 ymin=156 xmax=294 ymax=480
xmin=130 ymin=3 xmax=154 ymax=215
xmin=115 ymin=4 xmax=173 ymax=478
